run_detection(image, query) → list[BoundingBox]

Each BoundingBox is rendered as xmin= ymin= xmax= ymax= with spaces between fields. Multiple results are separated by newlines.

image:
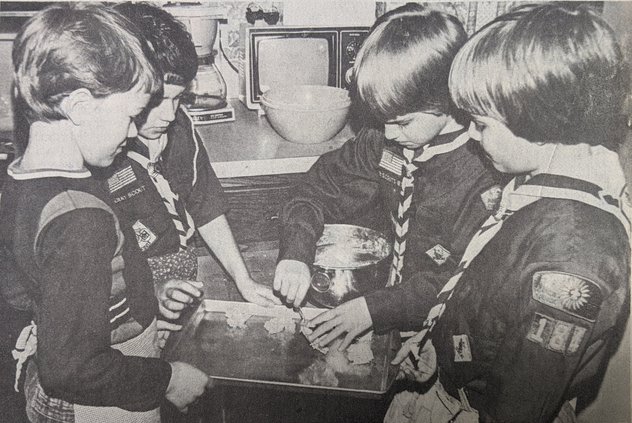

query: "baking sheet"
xmin=163 ymin=300 xmax=400 ymax=397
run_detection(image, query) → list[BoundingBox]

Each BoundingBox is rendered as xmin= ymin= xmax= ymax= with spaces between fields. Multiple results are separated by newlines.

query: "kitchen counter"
xmin=0 ymin=99 xmax=355 ymax=179
xmin=195 ymin=99 xmax=354 ymax=178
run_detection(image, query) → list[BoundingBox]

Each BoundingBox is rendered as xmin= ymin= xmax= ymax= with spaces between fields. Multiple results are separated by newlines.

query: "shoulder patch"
xmin=532 ymin=271 xmax=602 ymax=322
xmin=526 ymin=312 xmax=588 ymax=355
xmin=480 ymin=185 xmax=502 ymax=211
xmin=108 ymin=165 xmax=137 ymax=193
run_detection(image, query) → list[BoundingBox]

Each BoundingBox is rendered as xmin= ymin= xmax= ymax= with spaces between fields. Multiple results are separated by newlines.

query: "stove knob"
xmin=345 ymin=41 xmax=359 ymax=60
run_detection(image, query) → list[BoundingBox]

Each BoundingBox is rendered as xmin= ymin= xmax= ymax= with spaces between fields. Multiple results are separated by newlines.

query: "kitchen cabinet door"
xmin=220 ymin=173 xmax=302 ymax=243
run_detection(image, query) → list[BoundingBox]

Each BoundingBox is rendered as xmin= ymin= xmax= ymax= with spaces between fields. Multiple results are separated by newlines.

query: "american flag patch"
xmin=108 ymin=166 xmax=136 ymax=193
xmin=378 ymin=149 xmax=405 ymax=177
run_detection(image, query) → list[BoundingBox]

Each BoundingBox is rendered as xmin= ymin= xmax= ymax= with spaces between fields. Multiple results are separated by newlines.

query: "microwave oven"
xmin=238 ymin=25 xmax=369 ymax=110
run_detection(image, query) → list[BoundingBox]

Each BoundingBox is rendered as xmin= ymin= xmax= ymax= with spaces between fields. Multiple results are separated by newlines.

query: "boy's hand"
xmin=155 ymin=319 xmax=182 ymax=349
xmin=392 ymin=336 xmax=437 ymax=383
xmin=273 ymin=259 xmax=311 ymax=308
xmin=235 ymin=276 xmax=281 ymax=307
xmin=166 ymin=362 xmax=211 ymax=413
xmin=156 ymin=279 xmax=203 ymax=320
xmin=305 ymin=297 xmax=373 ymax=350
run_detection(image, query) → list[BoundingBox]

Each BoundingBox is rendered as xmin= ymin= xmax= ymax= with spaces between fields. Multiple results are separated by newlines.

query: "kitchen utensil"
xmin=294 ymin=306 xmax=307 ymax=324
xmin=260 ymin=85 xmax=351 ymax=144
xmin=308 ymin=224 xmax=391 ymax=308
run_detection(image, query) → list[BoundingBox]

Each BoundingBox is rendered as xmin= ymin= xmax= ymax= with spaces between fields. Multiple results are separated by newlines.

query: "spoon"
xmin=294 ymin=306 xmax=307 ymax=325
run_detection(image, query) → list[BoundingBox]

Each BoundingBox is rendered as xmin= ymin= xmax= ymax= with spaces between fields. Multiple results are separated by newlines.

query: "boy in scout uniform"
xmin=276 ymin=4 xmax=504 ymax=350
xmin=391 ymin=3 xmax=631 ymax=422
xmin=102 ymin=3 xmax=279 ymax=317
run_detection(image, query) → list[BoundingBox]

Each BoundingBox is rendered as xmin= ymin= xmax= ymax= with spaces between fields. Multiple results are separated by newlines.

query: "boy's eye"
xmin=473 ymin=121 xmax=486 ymax=132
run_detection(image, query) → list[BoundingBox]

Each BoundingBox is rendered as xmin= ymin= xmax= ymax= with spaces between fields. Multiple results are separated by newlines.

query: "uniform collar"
xmin=413 ymin=129 xmax=470 ymax=163
xmin=7 ymin=157 xmax=91 ymax=180
xmin=497 ymin=145 xmax=630 ymax=233
xmin=126 ymin=134 xmax=169 ymax=164
xmin=526 ymin=144 xmax=626 ymax=198
xmin=126 ymin=137 xmax=149 ymax=158
xmin=428 ymin=128 xmax=468 ymax=148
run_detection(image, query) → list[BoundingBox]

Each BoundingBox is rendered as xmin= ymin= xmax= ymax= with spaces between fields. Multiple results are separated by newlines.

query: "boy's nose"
xmin=160 ymin=101 xmax=177 ymax=122
xmin=127 ymin=121 xmax=138 ymax=138
xmin=383 ymin=124 xmax=399 ymax=141
xmin=467 ymin=122 xmax=482 ymax=142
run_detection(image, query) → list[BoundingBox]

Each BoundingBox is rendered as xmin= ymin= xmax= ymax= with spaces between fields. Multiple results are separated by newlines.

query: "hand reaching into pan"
xmin=303 ymin=296 xmax=373 ymax=351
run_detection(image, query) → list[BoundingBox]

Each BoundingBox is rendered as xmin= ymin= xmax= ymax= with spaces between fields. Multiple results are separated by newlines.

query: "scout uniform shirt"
xmin=102 ymin=108 xmax=229 ymax=261
xmin=431 ymin=146 xmax=630 ymax=422
xmin=0 ymin=164 xmax=169 ymax=416
xmin=279 ymin=126 xmax=506 ymax=331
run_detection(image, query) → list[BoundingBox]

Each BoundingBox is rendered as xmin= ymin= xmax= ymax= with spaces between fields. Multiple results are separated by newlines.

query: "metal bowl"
xmin=308 ymin=224 xmax=391 ymax=308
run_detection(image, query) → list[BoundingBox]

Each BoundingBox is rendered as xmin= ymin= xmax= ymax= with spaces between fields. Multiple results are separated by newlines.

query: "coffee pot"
xmin=164 ymin=3 xmax=227 ymax=110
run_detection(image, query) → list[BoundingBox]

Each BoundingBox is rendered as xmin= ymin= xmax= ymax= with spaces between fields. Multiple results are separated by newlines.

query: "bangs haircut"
xmin=449 ymin=3 xmax=630 ymax=149
xmin=354 ymin=7 xmax=466 ymax=123
xmin=13 ymin=2 xmax=161 ymax=124
xmin=114 ymin=2 xmax=198 ymax=87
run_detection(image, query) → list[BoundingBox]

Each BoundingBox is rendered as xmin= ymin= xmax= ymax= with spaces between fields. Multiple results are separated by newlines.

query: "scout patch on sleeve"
xmin=526 ymin=313 xmax=588 ymax=355
xmin=532 ymin=271 xmax=602 ymax=322
xmin=426 ymin=244 xmax=451 ymax=266
xmin=480 ymin=185 xmax=502 ymax=211
xmin=378 ymin=148 xmax=405 ymax=186
xmin=132 ymin=220 xmax=157 ymax=252
xmin=107 ymin=165 xmax=137 ymax=193
xmin=453 ymin=334 xmax=472 ymax=362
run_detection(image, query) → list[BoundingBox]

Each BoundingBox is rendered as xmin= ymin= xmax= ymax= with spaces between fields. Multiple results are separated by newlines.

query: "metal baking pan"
xmin=162 ymin=300 xmax=400 ymax=398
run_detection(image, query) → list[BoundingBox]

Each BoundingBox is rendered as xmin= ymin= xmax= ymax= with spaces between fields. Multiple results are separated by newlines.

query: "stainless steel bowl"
xmin=308 ymin=224 xmax=391 ymax=308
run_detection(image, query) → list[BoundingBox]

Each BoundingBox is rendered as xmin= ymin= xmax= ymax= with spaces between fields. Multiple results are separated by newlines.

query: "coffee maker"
xmin=164 ymin=3 xmax=234 ymax=124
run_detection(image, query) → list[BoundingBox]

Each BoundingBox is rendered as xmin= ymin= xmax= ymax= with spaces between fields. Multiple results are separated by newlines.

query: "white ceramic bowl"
xmin=261 ymin=85 xmax=351 ymax=144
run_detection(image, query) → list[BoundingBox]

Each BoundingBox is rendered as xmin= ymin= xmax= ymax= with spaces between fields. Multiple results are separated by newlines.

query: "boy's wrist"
xmin=232 ymin=270 xmax=253 ymax=286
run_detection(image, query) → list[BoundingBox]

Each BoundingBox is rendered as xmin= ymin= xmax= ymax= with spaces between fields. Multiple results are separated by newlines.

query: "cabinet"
xmin=220 ymin=173 xmax=303 ymax=243
xmin=219 ymin=172 xmax=389 ymax=244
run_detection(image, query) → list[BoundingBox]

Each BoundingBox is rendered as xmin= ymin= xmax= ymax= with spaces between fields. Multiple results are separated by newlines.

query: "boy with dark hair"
xmin=392 ymin=3 xmax=631 ymax=422
xmin=277 ymin=4 xmax=503 ymax=350
xmin=0 ymin=3 xmax=209 ymax=422
xmin=103 ymin=2 xmax=278 ymax=320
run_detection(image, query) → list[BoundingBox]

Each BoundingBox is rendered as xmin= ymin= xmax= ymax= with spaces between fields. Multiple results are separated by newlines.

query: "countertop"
xmin=196 ymin=98 xmax=354 ymax=178
xmin=0 ymin=99 xmax=355 ymax=179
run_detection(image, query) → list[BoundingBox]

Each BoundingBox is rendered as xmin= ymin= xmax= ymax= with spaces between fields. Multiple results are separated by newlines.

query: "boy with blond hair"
xmin=0 ymin=4 xmax=210 ymax=422
xmin=392 ymin=3 xmax=630 ymax=422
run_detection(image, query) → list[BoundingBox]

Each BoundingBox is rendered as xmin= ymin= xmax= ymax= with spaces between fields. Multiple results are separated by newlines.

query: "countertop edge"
xmin=211 ymin=156 xmax=319 ymax=178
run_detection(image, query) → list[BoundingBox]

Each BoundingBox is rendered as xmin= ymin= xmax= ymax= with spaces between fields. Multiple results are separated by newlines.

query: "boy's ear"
xmin=60 ymin=88 xmax=96 ymax=126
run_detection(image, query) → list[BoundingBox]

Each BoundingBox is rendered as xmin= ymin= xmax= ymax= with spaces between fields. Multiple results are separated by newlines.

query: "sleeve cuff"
xmin=364 ymin=287 xmax=407 ymax=333
xmin=278 ymin=225 xmax=318 ymax=265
